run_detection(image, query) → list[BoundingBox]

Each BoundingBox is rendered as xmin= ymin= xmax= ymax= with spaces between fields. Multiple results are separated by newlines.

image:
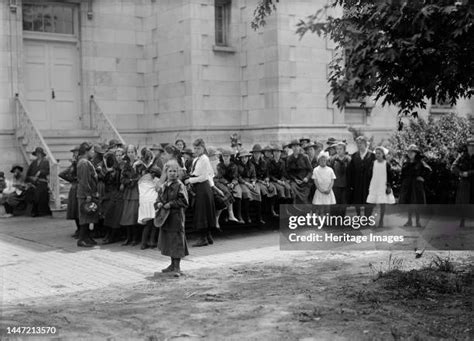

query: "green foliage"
xmin=387 ymin=113 xmax=471 ymax=203
xmin=252 ymin=0 xmax=474 ymax=115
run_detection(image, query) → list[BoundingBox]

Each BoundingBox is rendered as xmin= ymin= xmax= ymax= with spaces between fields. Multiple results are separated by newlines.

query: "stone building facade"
xmin=0 ymin=0 xmax=473 ymax=172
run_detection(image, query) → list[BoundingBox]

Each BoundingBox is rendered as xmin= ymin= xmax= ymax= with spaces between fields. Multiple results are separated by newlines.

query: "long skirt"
xmin=256 ymin=182 xmax=277 ymax=198
xmin=77 ymin=197 xmax=99 ymax=225
xmin=240 ymin=183 xmax=261 ymax=201
xmin=102 ymin=190 xmax=124 ymax=228
xmin=193 ymin=181 xmax=216 ymax=230
xmin=271 ymin=181 xmax=292 ymax=199
xmin=120 ymin=199 xmax=139 ymax=226
xmin=290 ymin=180 xmax=312 ymax=204
xmin=66 ymin=182 xmax=78 ymax=220
xmin=26 ymin=182 xmax=51 ymax=216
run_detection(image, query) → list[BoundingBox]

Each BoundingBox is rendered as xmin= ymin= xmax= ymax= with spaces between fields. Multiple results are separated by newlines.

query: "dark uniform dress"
xmin=120 ymin=160 xmax=140 ymax=226
xmin=398 ymin=159 xmax=432 ymax=204
xmin=25 ymin=158 xmax=52 ymax=216
xmin=328 ymin=155 xmax=351 ymax=207
xmin=215 ymin=161 xmax=242 ymax=199
xmin=237 ymin=161 xmax=261 ymax=201
xmin=286 ymin=153 xmax=312 ymax=204
xmin=251 ymin=157 xmax=277 ymax=198
xmin=212 ymin=162 xmax=236 ymax=206
xmin=102 ymin=164 xmax=124 ymax=229
xmin=76 ymin=157 xmax=99 ymax=225
xmin=268 ymin=158 xmax=292 ymax=198
xmin=157 ymin=180 xmax=189 ymax=258
xmin=59 ymin=161 xmax=78 ymax=221
xmin=348 ymin=151 xmax=376 ymax=212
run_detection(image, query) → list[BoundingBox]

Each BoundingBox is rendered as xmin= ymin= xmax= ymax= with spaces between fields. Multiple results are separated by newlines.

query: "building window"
xmin=22 ymin=3 xmax=75 ymax=35
xmin=215 ymin=0 xmax=231 ymax=46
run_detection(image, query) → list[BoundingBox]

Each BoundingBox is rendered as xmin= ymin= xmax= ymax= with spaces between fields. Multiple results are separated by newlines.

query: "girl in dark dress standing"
xmin=155 ymin=160 xmax=189 ymax=275
xmin=184 ymin=139 xmax=216 ymax=247
xmin=398 ymin=144 xmax=432 ymax=227
xmin=120 ymin=145 xmax=141 ymax=245
xmin=451 ymin=138 xmax=474 ymax=227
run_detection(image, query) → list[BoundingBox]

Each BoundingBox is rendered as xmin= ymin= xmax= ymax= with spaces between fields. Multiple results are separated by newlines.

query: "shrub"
xmin=386 ymin=113 xmax=471 ymax=204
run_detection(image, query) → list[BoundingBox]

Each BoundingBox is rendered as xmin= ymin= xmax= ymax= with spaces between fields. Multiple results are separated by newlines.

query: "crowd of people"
xmin=1 ymin=135 xmax=474 ymax=273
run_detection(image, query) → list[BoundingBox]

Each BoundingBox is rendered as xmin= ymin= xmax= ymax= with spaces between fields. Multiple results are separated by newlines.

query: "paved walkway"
xmin=1 ymin=210 xmax=472 ymax=305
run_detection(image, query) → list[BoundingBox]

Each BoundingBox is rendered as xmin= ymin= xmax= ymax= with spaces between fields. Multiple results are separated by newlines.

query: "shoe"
xmin=162 ymin=264 xmax=174 ymax=273
xmin=101 ymin=238 xmax=115 ymax=245
xmin=0 ymin=213 xmax=13 ymax=218
xmin=206 ymin=233 xmax=214 ymax=245
xmin=149 ymin=244 xmax=157 ymax=249
xmin=257 ymin=219 xmax=266 ymax=225
xmin=140 ymin=244 xmax=149 ymax=250
xmin=403 ymin=221 xmax=412 ymax=227
xmin=88 ymin=238 xmax=97 ymax=245
xmin=131 ymin=240 xmax=140 ymax=246
xmin=122 ymin=239 xmax=131 ymax=246
xmin=77 ymin=240 xmax=94 ymax=247
xmin=192 ymin=238 xmax=209 ymax=247
xmin=415 ymin=221 xmax=422 ymax=228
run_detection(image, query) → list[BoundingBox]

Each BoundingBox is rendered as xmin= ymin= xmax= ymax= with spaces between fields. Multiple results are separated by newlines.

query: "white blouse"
xmin=189 ymin=154 xmax=215 ymax=186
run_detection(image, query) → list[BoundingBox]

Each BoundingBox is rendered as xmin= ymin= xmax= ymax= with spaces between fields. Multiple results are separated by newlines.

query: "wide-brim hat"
xmin=70 ymin=145 xmax=80 ymax=153
xmin=154 ymin=206 xmax=170 ymax=228
xmin=182 ymin=147 xmax=194 ymax=156
xmin=271 ymin=143 xmax=283 ymax=152
xmin=10 ymin=164 xmax=24 ymax=173
xmin=317 ymin=151 xmax=330 ymax=160
xmin=407 ymin=144 xmax=421 ymax=153
xmin=375 ymin=146 xmax=389 ymax=156
xmin=262 ymin=145 xmax=273 ymax=152
xmin=251 ymin=144 xmax=263 ymax=153
xmin=355 ymin=136 xmax=369 ymax=144
xmin=221 ymin=148 xmax=233 ymax=156
xmin=326 ymin=137 xmax=338 ymax=146
xmin=108 ymin=139 xmax=123 ymax=149
xmin=93 ymin=144 xmax=106 ymax=154
xmin=288 ymin=139 xmax=301 ymax=147
xmin=79 ymin=142 xmax=92 ymax=155
xmin=150 ymin=144 xmax=165 ymax=152
xmin=238 ymin=149 xmax=251 ymax=157
xmin=32 ymin=147 xmax=46 ymax=156
xmin=207 ymin=146 xmax=220 ymax=157
xmin=299 ymin=137 xmax=311 ymax=144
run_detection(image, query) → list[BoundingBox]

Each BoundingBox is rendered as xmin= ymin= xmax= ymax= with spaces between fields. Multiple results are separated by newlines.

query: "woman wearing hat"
xmin=398 ymin=144 xmax=432 ymax=227
xmin=184 ymin=138 xmax=217 ymax=247
xmin=59 ymin=145 xmax=80 ymax=238
xmin=250 ymin=144 xmax=277 ymax=222
xmin=451 ymin=138 xmax=474 ymax=227
xmin=76 ymin=142 xmax=99 ymax=247
xmin=236 ymin=148 xmax=262 ymax=224
xmin=286 ymin=140 xmax=313 ymax=204
xmin=1 ymin=165 xmax=27 ymax=217
xmin=91 ymin=144 xmax=107 ymax=238
xmin=216 ymin=148 xmax=244 ymax=223
xmin=268 ymin=144 xmax=293 ymax=210
xmin=25 ymin=147 xmax=52 ymax=217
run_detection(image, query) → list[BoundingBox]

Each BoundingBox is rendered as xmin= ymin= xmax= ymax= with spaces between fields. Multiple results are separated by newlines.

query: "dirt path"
xmin=1 ymin=251 xmax=472 ymax=340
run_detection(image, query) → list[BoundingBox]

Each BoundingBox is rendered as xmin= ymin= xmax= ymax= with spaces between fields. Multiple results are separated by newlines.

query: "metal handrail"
xmin=14 ymin=94 xmax=61 ymax=210
xmin=89 ymin=95 xmax=126 ymax=145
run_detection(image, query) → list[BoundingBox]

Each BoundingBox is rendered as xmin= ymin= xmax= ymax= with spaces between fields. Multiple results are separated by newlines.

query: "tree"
xmin=252 ymin=0 xmax=474 ymax=116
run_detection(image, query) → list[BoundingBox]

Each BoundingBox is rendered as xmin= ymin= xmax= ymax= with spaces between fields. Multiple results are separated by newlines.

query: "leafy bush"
xmin=386 ymin=113 xmax=471 ymax=204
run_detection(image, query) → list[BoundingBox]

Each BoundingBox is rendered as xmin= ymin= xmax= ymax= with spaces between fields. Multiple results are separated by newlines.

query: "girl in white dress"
xmin=312 ymin=152 xmax=336 ymax=217
xmin=367 ymin=146 xmax=395 ymax=227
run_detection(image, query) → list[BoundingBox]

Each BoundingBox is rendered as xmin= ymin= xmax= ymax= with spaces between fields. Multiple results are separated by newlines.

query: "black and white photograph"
xmin=0 ymin=0 xmax=473 ymax=340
